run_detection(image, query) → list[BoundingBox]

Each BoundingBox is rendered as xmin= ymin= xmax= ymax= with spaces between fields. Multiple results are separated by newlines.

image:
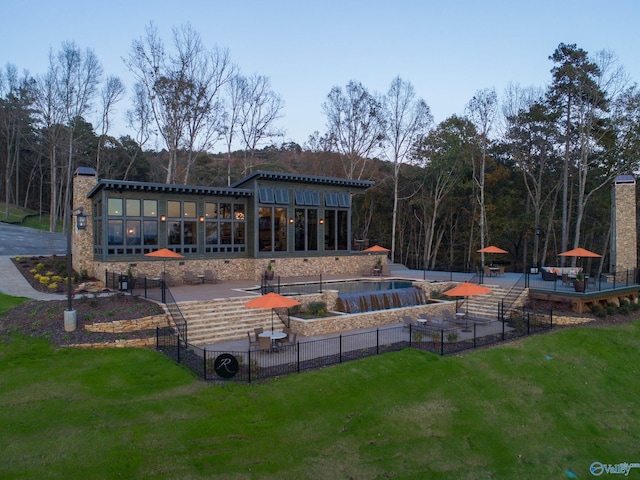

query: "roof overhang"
xmin=87 ymin=179 xmax=253 ymax=199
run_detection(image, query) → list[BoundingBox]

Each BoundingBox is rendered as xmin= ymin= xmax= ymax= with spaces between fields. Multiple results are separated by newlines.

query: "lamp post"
xmin=64 ymin=206 xmax=88 ymax=332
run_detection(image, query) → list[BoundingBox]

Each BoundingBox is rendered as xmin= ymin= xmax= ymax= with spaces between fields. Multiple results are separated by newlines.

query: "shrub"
xmin=38 ymin=276 xmax=50 ymax=285
xmin=51 ymin=275 xmax=63 ymax=283
xmin=48 ymin=282 xmax=58 ymax=291
xmin=606 ymin=303 xmax=617 ymax=316
xmin=36 ymin=263 xmax=45 ymax=272
xmin=308 ymin=302 xmax=327 ymax=315
xmin=30 ymin=268 xmax=37 ymax=274
xmin=591 ymin=304 xmax=603 ymax=316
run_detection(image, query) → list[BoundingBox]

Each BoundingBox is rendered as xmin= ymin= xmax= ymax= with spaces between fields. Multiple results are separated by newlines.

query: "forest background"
xmin=1 ymin=23 xmax=640 ymax=276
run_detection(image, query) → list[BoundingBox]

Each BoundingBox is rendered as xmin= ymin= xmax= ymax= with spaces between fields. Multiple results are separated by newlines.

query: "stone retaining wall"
xmin=83 ymin=314 xmax=169 ymax=333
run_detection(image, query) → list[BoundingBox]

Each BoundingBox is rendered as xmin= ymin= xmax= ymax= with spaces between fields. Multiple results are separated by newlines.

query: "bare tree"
xmin=220 ymin=73 xmax=246 ymax=185
xmin=237 ymin=73 xmax=284 ymax=176
xmin=95 ymin=75 xmax=125 ymax=178
xmin=34 ymin=67 xmax=64 ymax=231
xmin=322 ymin=80 xmax=385 ymax=180
xmin=466 ymin=88 xmax=498 ymax=266
xmin=122 ymin=82 xmax=152 ymax=180
xmin=382 ymin=76 xmax=432 ymax=261
xmin=52 ymin=41 xmax=102 ymax=232
xmin=0 ymin=64 xmax=36 ymax=220
xmin=125 ymin=22 xmax=234 ymax=184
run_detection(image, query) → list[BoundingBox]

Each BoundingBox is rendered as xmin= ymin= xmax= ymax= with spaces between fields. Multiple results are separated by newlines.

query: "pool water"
xmin=260 ymin=279 xmax=415 ymax=295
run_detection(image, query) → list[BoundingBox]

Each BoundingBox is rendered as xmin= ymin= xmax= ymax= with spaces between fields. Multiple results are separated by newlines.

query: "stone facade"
xmin=72 ymin=171 xmax=97 ymax=278
xmin=611 ymin=176 xmax=637 ymax=277
xmin=72 ymin=169 xmax=382 ymax=283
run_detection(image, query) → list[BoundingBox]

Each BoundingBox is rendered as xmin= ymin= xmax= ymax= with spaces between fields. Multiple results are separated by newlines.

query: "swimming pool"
xmin=250 ymin=279 xmax=427 ymax=313
xmin=251 ymin=279 xmax=415 ymax=295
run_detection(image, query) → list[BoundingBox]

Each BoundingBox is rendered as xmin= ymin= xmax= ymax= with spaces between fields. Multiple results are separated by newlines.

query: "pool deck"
xmin=164 ymin=266 xmax=522 ymax=352
xmin=167 ymin=267 xmax=521 ymax=303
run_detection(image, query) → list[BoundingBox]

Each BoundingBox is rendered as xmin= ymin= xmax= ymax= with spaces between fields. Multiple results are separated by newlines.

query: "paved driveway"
xmin=0 ymin=222 xmax=66 ymax=256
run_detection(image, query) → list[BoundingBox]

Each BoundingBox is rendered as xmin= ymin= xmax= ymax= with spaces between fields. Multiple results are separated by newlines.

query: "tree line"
xmin=1 ymin=28 xmax=639 ymax=274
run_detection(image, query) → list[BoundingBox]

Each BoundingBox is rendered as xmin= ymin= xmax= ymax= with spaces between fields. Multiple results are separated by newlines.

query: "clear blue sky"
xmin=3 ymin=0 xmax=639 ymax=150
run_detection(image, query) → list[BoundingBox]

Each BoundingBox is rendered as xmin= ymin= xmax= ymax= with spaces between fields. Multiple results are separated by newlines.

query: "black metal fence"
xmin=156 ymin=310 xmax=553 ymax=383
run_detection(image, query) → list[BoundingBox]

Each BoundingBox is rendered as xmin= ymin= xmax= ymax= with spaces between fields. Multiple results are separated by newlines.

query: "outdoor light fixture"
xmin=289 ymin=217 xmax=294 ymax=224
xmin=160 ymin=215 xmax=166 ymax=222
xmin=319 ymin=218 xmax=324 ymax=224
xmin=199 ymin=216 xmax=205 ymax=222
xmin=65 ymin=206 xmax=89 ymax=332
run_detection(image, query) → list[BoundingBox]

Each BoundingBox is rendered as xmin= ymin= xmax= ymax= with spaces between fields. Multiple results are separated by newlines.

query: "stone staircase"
xmin=178 ymin=296 xmax=288 ymax=346
xmin=463 ymin=284 xmax=528 ymax=319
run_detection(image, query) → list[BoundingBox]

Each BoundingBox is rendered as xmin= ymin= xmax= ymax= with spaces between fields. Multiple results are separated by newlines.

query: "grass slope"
xmin=1 ymin=320 xmax=639 ymax=479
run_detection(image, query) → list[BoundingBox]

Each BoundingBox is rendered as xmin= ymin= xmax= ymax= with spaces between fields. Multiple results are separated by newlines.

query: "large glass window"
xmin=204 ymin=201 xmax=246 ymax=253
xmin=166 ymin=201 xmax=198 ymax=254
xmin=324 ymin=209 xmax=349 ymax=251
xmin=258 ymin=206 xmax=287 ymax=252
xmin=104 ymin=197 xmax=159 ymax=255
xmin=295 ymin=208 xmax=318 ymax=251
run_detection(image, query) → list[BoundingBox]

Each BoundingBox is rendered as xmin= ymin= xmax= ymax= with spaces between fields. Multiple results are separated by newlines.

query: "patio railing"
xmin=156 ymin=312 xmax=553 ymax=383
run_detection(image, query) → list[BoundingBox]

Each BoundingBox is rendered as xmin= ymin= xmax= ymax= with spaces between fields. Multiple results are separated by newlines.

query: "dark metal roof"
xmin=75 ymin=167 xmax=97 ymax=176
xmin=231 ymin=170 xmax=374 ymax=189
xmin=87 ymin=179 xmax=253 ymax=199
xmin=615 ymin=174 xmax=636 ymax=184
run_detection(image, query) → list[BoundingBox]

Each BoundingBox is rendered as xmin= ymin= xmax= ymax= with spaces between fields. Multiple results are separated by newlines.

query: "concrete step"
xmin=175 ymin=296 xmax=290 ymax=346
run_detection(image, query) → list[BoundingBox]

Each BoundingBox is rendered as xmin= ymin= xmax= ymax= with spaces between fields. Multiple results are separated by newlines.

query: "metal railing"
xmin=526 ymin=268 xmax=639 ymax=293
xmin=155 ymin=312 xmax=553 ymax=383
xmin=106 ymin=270 xmax=188 ymax=347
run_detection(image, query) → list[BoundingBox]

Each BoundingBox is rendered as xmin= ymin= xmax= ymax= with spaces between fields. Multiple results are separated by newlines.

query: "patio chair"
xmin=282 ymin=326 xmax=292 ymax=341
xmin=586 ymin=275 xmax=597 ymax=289
xmin=498 ymin=266 xmax=505 ymax=276
xmin=254 ymin=327 xmax=264 ymax=339
xmin=247 ymin=331 xmax=259 ymax=350
xmin=280 ymin=332 xmax=297 ymax=348
xmin=182 ymin=271 xmax=199 ymax=285
xmin=258 ymin=335 xmax=272 ymax=352
xmin=483 ymin=265 xmax=493 ymax=277
xmin=402 ymin=316 xmax=414 ymax=330
xmin=561 ymin=273 xmax=572 ymax=287
xmin=203 ymin=269 xmax=219 ymax=284
xmin=161 ymin=272 xmax=175 ymax=286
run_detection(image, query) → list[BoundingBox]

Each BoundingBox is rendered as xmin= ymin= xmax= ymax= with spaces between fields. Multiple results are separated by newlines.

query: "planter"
xmin=265 ymin=271 xmax=274 ymax=281
xmin=573 ymin=280 xmax=585 ymax=293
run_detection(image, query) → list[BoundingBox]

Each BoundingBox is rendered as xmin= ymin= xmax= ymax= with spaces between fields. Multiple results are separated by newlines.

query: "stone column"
xmin=610 ymin=175 xmax=637 ymax=279
xmin=72 ymin=168 xmax=98 ymax=278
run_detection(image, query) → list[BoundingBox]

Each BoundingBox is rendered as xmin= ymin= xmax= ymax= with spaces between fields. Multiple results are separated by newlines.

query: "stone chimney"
xmin=72 ymin=167 xmax=97 ymax=278
xmin=610 ymin=175 xmax=637 ymax=278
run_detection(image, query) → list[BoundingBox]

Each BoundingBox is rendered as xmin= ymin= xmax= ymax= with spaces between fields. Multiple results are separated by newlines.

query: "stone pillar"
xmin=72 ymin=168 xmax=98 ymax=278
xmin=610 ymin=175 xmax=637 ymax=277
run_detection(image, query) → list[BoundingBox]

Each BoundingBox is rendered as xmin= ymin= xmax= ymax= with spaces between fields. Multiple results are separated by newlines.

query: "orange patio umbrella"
xmin=245 ymin=292 xmax=301 ymax=332
xmin=477 ymin=245 xmax=508 ymax=254
xmin=443 ymin=282 xmax=492 ymax=315
xmin=443 ymin=282 xmax=492 ymax=297
xmin=144 ymin=248 xmax=184 ymax=279
xmin=559 ymin=247 xmax=601 ymax=258
xmin=477 ymin=245 xmax=508 ymax=266
xmin=362 ymin=245 xmax=390 ymax=253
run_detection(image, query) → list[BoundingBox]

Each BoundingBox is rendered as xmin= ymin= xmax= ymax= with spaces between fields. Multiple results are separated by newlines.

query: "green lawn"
xmin=0 ymin=201 xmax=62 ymax=232
xmin=1 ymin=300 xmax=639 ymax=478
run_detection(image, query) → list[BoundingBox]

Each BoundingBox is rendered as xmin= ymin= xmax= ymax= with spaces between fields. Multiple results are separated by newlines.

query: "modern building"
xmin=72 ymin=168 xmax=376 ymax=281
